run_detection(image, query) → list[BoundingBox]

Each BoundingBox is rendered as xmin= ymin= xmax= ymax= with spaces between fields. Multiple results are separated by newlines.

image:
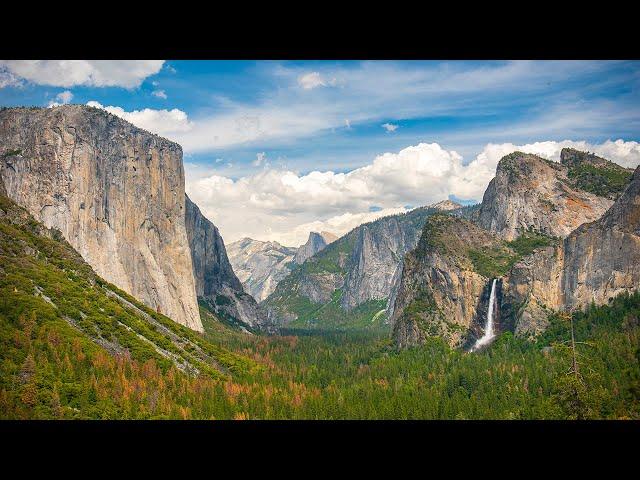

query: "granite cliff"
xmin=185 ymin=197 xmax=268 ymax=330
xmin=392 ymin=149 xmax=638 ymax=348
xmin=474 ymin=150 xmax=628 ymax=240
xmin=0 ymin=105 xmax=202 ymax=331
xmin=294 ymin=231 xmax=337 ymax=265
xmin=227 ymin=237 xmax=297 ymax=302
xmin=264 ymin=200 xmax=462 ymax=329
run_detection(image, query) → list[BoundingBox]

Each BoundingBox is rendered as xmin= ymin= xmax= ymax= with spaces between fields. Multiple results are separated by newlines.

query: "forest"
xmin=2 ymin=286 xmax=638 ymax=419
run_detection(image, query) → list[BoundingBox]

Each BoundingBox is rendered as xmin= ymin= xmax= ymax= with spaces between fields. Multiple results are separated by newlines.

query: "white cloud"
xmin=0 ymin=60 xmax=163 ymax=88
xmin=86 ymin=101 xmax=193 ymax=138
xmin=152 ymin=89 xmax=167 ymax=99
xmin=0 ymin=67 xmax=22 ymax=88
xmin=382 ymin=122 xmax=398 ymax=132
xmin=297 ymin=71 xmax=337 ymax=90
xmin=48 ymin=90 xmax=74 ymax=107
xmin=284 ymin=207 xmax=409 ymax=246
xmin=186 ymin=139 xmax=640 ymax=246
xmin=69 ymin=62 xmax=635 ymax=155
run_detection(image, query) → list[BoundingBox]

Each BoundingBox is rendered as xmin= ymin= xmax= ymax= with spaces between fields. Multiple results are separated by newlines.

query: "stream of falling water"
xmin=470 ymin=278 xmax=497 ymax=352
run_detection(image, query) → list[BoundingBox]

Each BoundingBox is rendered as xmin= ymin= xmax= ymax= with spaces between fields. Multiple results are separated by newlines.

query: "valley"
xmin=0 ymin=104 xmax=639 ymax=420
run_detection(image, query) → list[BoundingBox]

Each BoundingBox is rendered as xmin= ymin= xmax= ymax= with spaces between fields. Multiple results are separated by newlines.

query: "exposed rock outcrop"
xmin=392 ymin=150 xmax=638 ymax=348
xmin=341 ymin=214 xmax=423 ymax=311
xmin=294 ymin=231 xmax=337 ymax=265
xmin=227 ymin=237 xmax=297 ymax=301
xmin=0 ymin=105 xmax=202 ymax=331
xmin=185 ymin=196 xmax=269 ymax=330
xmin=264 ymin=206 xmax=442 ymax=326
xmin=476 ymin=151 xmax=615 ymax=240
xmin=502 ymin=164 xmax=639 ymax=338
xmin=431 ymin=199 xmax=462 ymax=211
xmin=391 ymin=214 xmax=511 ymax=348
xmin=562 ymin=164 xmax=640 ymax=308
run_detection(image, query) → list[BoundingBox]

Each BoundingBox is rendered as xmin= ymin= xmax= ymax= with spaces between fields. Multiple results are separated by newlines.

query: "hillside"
xmin=0 ymin=187 xmax=260 ymax=418
xmin=263 ymin=204 xmax=447 ymax=330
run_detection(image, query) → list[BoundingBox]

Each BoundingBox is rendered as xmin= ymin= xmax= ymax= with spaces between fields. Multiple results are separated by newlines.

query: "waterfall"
xmin=470 ymin=278 xmax=497 ymax=352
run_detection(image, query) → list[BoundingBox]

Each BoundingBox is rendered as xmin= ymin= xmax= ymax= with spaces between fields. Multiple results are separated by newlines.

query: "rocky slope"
xmin=294 ymin=231 xmax=337 ymax=265
xmin=391 ymin=214 xmax=516 ymax=348
xmin=0 ymin=186 xmax=250 ymax=378
xmin=503 ymin=164 xmax=640 ymax=338
xmin=392 ymin=149 xmax=638 ymax=348
xmin=264 ymin=202 xmax=461 ymax=328
xmin=475 ymin=150 xmax=624 ymax=240
xmin=227 ymin=237 xmax=297 ymax=301
xmin=0 ymin=105 xmax=202 ymax=331
xmin=185 ymin=196 xmax=268 ymax=331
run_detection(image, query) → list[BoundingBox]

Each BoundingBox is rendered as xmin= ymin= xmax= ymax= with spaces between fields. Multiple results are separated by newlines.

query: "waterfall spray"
xmin=470 ymin=278 xmax=498 ymax=352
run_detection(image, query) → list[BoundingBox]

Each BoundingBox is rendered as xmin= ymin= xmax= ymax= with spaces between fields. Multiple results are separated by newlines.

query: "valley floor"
xmin=2 ymin=290 xmax=639 ymax=419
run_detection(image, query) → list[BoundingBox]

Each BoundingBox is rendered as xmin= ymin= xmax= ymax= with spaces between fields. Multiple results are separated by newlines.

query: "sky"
xmin=1 ymin=60 xmax=639 ymax=246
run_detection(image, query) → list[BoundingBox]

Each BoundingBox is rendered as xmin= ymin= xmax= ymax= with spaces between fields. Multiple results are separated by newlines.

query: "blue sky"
xmin=1 ymin=60 xmax=639 ymax=244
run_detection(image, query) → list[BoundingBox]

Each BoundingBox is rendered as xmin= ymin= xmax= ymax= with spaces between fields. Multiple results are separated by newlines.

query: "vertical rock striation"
xmin=0 ymin=105 xmax=202 ymax=331
xmin=294 ymin=231 xmax=337 ymax=265
xmin=392 ymin=150 xmax=638 ymax=349
xmin=185 ymin=196 xmax=268 ymax=330
xmin=476 ymin=152 xmax=614 ymax=240
xmin=227 ymin=238 xmax=298 ymax=301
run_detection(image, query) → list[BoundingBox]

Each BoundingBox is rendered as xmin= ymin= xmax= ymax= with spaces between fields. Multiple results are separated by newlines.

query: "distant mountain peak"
xmin=294 ymin=231 xmax=337 ymax=265
xmin=430 ymin=199 xmax=462 ymax=211
xmin=318 ymin=231 xmax=338 ymax=244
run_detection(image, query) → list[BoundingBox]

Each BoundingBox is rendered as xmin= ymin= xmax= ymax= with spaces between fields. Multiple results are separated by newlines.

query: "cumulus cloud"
xmin=186 ymin=139 xmax=640 ymax=246
xmin=297 ymin=71 xmax=337 ymax=90
xmin=0 ymin=67 xmax=22 ymax=88
xmin=59 ymin=62 xmax=635 ymax=154
xmin=0 ymin=60 xmax=163 ymax=88
xmin=382 ymin=122 xmax=398 ymax=132
xmin=47 ymin=90 xmax=74 ymax=107
xmin=152 ymin=89 xmax=167 ymax=99
xmin=86 ymin=101 xmax=193 ymax=138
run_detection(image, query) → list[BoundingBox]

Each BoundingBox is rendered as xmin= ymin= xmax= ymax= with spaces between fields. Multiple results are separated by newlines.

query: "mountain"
xmin=0 ymin=105 xmax=266 ymax=333
xmin=186 ymin=198 xmax=269 ymax=330
xmin=293 ymin=231 xmax=337 ymax=265
xmin=0 ymin=105 xmax=201 ymax=331
xmin=391 ymin=213 xmax=519 ymax=348
xmin=227 ymin=237 xmax=297 ymax=301
xmin=503 ymin=163 xmax=640 ymax=338
xmin=263 ymin=204 xmax=458 ymax=329
xmin=474 ymin=150 xmax=629 ymax=240
xmin=391 ymin=149 xmax=638 ymax=348
xmin=0 ymin=186 xmax=252 ymax=379
xmin=430 ymin=199 xmax=462 ymax=211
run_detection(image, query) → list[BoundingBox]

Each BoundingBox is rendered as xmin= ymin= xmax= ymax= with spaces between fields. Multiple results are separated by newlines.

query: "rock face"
xmin=227 ymin=238 xmax=297 ymax=302
xmin=341 ymin=214 xmax=424 ymax=311
xmin=502 ymin=165 xmax=639 ymax=339
xmin=392 ymin=149 xmax=638 ymax=348
xmin=0 ymin=105 xmax=202 ymax=331
xmin=264 ymin=205 xmax=446 ymax=326
xmin=294 ymin=231 xmax=337 ymax=265
xmin=501 ymin=245 xmax=564 ymax=338
xmin=391 ymin=214 xmax=510 ymax=348
xmin=562 ymin=164 xmax=640 ymax=308
xmin=185 ymin=196 xmax=268 ymax=330
xmin=476 ymin=151 xmax=615 ymax=240
xmin=431 ymin=199 xmax=462 ymax=211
